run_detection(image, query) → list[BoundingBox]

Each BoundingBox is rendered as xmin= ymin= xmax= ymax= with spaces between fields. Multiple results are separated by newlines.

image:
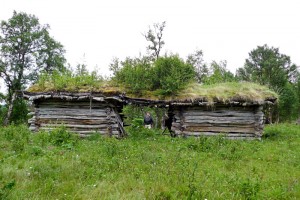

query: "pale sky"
xmin=1 ymin=0 xmax=300 ymax=77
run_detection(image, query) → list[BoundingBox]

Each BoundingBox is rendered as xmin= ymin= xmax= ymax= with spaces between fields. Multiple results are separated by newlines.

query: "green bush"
xmin=151 ymin=55 xmax=195 ymax=95
xmin=131 ymin=118 xmax=144 ymax=128
xmin=126 ymin=125 xmax=156 ymax=139
xmin=49 ymin=126 xmax=78 ymax=149
xmin=2 ymin=125 xmax=30 ymax=152
xmin=113 ymin=55 xmax=196 ymax=96
xmin=0 ymin=105 xmax=7 ymax=125
xmin=278 ymin=83 xmax=299 ymax=121
xmin=114 ymin=57 xmax=152 ymax=94
xmin=10 ymin=99 xmax=29 ymax=124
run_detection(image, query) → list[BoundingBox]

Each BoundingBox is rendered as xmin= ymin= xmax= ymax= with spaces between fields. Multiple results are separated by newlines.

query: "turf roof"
xmin=27 ymin=81 xmax=277 ymax=104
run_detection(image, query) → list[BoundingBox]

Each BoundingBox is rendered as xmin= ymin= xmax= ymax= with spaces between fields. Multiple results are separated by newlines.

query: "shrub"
xmin=122 ymin=105 xmax=166 ymax=129
xmin=126 ymin=124 xmax=156 ymax=139
xmin=131 ymin=118 xmax=144 ymax=128
xmin=2 ymin=125 xmax=30 ymax=152
xmin=278 ymin=83 xmax=299 ymax=121
xmin=49 ymin=126 xmax=78 ymax=149
xmin=10 ymin=99 xmax=29 ymax=124
xmin=0 ymin=99 xmax=28 ymax=125
xmin=114 ymin=57 xmax=152 ymax=94
xmin=113 ymin=55 xmax=196 ymax=96
xmin=0 ymin=105 xmax=7 ymax=125
xmin=152 ymin=55 xmax=195 ymax=95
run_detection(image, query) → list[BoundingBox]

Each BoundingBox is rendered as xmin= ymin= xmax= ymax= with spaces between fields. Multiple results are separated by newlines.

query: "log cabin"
xmin=22 ymin=92 xmax=126 ymax=138
xmin=123 ymin=96 xmax=275 ymax=139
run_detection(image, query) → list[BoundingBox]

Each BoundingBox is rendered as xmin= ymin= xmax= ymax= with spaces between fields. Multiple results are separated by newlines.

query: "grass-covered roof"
xmin=26 ymin=81 xmax=277 ymax=105
xmin=174 ymin=82 xmax=277 ymax=103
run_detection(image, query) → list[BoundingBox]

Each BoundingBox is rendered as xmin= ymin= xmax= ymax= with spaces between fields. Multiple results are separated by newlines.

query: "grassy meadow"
xmin=0 ymin=124 xmax=299 ymax=199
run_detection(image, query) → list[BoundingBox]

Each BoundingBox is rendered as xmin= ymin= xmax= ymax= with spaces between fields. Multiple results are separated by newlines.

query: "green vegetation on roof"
xmin=28 ymin=76 xmax=277 ymax=103
xmin=174 ymin=82 xmax=278 ymax=103
xmin=27 ymin=57 xmax=277 ymax=103
xmin=27 ymin=69 xmax=123 ymax=95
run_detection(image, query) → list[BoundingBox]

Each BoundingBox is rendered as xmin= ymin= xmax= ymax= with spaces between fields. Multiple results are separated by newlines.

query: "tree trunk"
xmin=3 ymin=92 xmax=16 ymax=126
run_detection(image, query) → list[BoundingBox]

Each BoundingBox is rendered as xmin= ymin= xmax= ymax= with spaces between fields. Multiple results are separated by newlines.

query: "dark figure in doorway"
xmin=162 ymin=113 xmax=176 ymax=137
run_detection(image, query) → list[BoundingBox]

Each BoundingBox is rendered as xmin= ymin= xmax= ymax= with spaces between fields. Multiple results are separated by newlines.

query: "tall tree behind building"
xmin=144 ymin=21 xmax=166 ymax=60
xmin=236 ymin=44 xmax=299 ymax=121
xmin=186 ymin=49 xmax=209 ymax=83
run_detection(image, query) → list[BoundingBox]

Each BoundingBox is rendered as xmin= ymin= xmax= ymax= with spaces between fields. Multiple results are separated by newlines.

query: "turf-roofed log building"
xmin=22 ymin=82 xmax=277 ymax=139
xmin=169 ymin=101 xmax=270 ymax=140
xmin=22 ymin=92 xmax=126 ymax=138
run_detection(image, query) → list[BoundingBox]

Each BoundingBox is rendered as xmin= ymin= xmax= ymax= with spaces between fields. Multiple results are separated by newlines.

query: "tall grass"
xmin=0 ymin=124 xmax=299 ymax=199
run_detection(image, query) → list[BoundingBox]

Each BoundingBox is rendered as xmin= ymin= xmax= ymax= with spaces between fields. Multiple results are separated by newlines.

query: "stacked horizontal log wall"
xmin=171 ymin=105 xmax=264 ymax=139
xmin=29 ymin=99 xmax=124 ymax=137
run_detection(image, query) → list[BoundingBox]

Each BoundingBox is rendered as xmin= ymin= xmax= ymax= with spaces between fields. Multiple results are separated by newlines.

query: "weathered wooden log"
xmin=184 ymin=116 xmax=257 ymax=121
xmin=39 ymin=123 xmax=119 ymax=129
xmin=36 ymin=118 xmax=113 ymax=125
xmin=184 ymin=106 xmax=256 ymax=111
xmin=182 ymin=110 xmax=258 ymax=117
xmin=174 ymin=122 xmax=258 ymax=128
xmin=113 ymin=108 xmax=126 ymax=137
xmin=38 ymin=104 xmax=109 ymax=108
xmin=37 ymin=107 xmax=112 ymax=112
xmin=37 ymin=115 xmax=115 ymax=120
xmin=174 ymin=130 xmax=256 ymax=137
xmin=37 ymin=110 xmax=114 ymax=117
xmin=37 ymin=101 xmax=110 ymax=108
xmin=184 ymin=119 xmax=256 ymax=124
xmin=38 ymin=100 xmax=107 ymax=105
xmin=183 ymin=126 xmax=255 ymax=133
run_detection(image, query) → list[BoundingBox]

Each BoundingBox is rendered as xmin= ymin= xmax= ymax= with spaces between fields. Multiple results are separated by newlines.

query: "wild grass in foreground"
xmin=0 ymin=124 xmax=299 ymax=199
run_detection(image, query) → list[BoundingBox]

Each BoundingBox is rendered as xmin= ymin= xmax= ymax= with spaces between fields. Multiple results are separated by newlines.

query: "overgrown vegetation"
xmin=0 ymin=124 xmax=299 ymax=199
xmin=122 ymin=105 xmax=167 ymax=129
xmin=111 ymin=54 xmax=195 ymax=96
xmin=236 ymin=44 xmax=300 ymax=121
xmin=176 ymin=82 xmax=277 ymax=103
xmin=28 ymin=65 xmax=105 ymax=93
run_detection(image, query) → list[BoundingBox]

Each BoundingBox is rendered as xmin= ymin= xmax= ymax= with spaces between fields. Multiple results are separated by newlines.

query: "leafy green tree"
xmin=152 ymin=55 xmax=195 ymax=95
xmin=296 ymin=73 xmax=300 ymax=103
xmin=278 ymin=83 xmax=299 ymax=121
xmin=144 ymin=21 xmax=166 ymax=60
xmin=296 ymin=75 xmax=300 ymax=119
xmin=33 ymin=31 xmax=66 ymax=81
xmin=237 ymin=44 xmax=300 ymax=121
xmin=113 ymin=56 xmax=153 ymax=94
xmin=204 ymin=60 xmax=235 ymax=85
xmin=108 ymin=57 xmax=121 ymax=77
xmin=0 ymin=11 xmax=66 ymax=125
xmin=236 ymin=44 xmax=298 ymax=91
xmin=186 ymin=49 xmax=209 ymax=83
